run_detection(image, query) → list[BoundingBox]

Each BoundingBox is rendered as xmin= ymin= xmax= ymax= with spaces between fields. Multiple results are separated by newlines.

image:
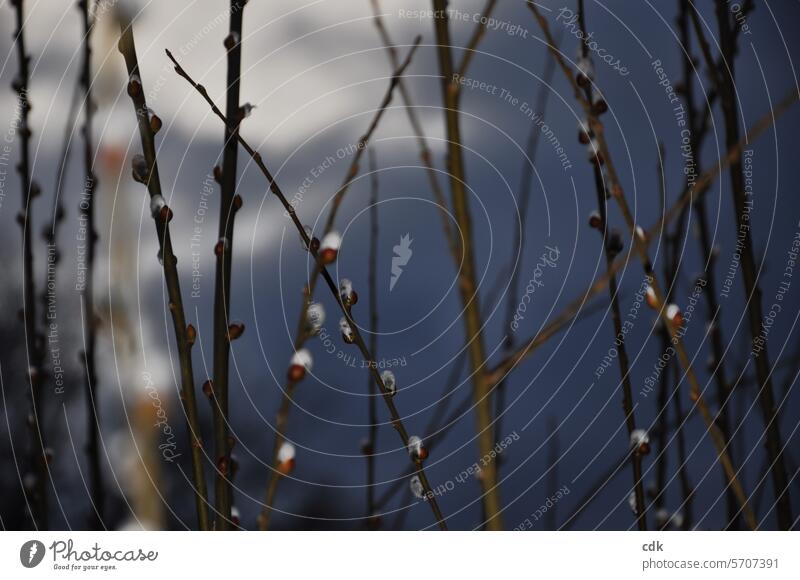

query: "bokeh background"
xmin=0 ymin=0 xmax=799 ymax=530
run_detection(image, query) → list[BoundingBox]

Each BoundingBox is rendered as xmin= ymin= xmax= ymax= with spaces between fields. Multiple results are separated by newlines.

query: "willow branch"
xmin=495 ymin=33 xmax=557 ymax=485
xmin=12 ymin=0 xmax=49 ymax=530
xmin=365 ymin=147 xmax=380 ymax=528
xmin=678 ymin=0 xmax=737 ymax=528
xmin=116 ymin=12 xmax=210 ymax=531
xmin=455 ymin=0 xmax=499 ymax=81
xmin=712 ymin=0 xmax=792 ymax=529
xmin=210 ymin=0 xmax=247 ymax=531
xmin=76 ymin=0 xmax=105 ymax=529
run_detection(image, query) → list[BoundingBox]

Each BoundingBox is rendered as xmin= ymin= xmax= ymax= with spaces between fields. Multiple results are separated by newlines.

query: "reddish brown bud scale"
xmin=202 ymin=380 xmax=214 ymax=399
xmin=232 ymin=194 xmax=243 ymax=211
xmin=287 ymin=364 xmax=306 ymax=382
xmin=277 ymin=458 xmax=295 ymax=475
xmin=319 ymin=248 xmax=338 ymax=264
xmin=186 ymin=324 xmax=197 ymax=346
xmin=592 ymin=98 xmax=608 ymax=115
xmin=227 ymin=322 xmax=245 ymax=341
xmin=158 ymin=205 xmax=173 ymax=223
xmin=150 ymin=114 xmax=162 ymax=134
xmin=127 ymin=79 xmax=141 ymax=97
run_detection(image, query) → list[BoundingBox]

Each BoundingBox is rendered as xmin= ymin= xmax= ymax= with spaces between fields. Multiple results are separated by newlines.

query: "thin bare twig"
xmin=712 ymin=0 xmax=792 ymax=529
xmin=576 ymin=0 xmax=646 ymax=530
xmin=12 ymin=0 xmax=49 ymax=530
xmin=116 ymin=12 xmax=210 ymax=530
xmin=210 ymin=0 xmax=247 ymax=531
xmin=77 ymin=0 xmax=104 ymax=529
xmin=455 ymin=0 xmax=500 ymax=81
xmin=432 ymin=0 xmax=501 ymax=530
xmin=495 ymin=29 xmax=559 ymax=485
xmin=242 ymin=38 xmax=424 ymax=530
xmin=365 ymin=147 xmax=380 ymax=528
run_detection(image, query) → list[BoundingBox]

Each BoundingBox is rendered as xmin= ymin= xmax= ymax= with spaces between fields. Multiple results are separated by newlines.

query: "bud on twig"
xmin=227 ymin=321 xmax=245 ymax=341
xmin=381 ymin=370 xmax=397 ymax=397
xmin=319 ymin=231 xmax=341 ymax=264
xmin=407 ymin=435 xmax=428 ymax=462
xmin=186 ymin=324 xmax=197 ymax=346
xmin=339 ymin=278 xmax=358 ymax=307
xmin=339 ymin=317 xmax=355 ymax=344
xmin=287 ymin=348 xmax=313 ymax=382
xmin=277 ymin=442 xmax=295 ymax=475
xmin=131 ymin=154 xmax=148 ymax=184
xmin=630 ymin=429 xmax=650 ymax=455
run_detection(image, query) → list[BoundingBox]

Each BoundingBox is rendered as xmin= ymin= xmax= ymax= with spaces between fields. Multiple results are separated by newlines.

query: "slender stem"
xmin=712 ymin=0 xmax=792 ymax=529
xmin=77 ymin=0 xmax=104 ymax=529
xmin=167 ymin=45 xmax=448 ymax=530
xmin=654 ymin=141 xmax=673 ymax=528
xmin=116 ymin=12 xmax=210 ymax=531
xmin=12 ymin=0 xmax=49 ymax=530
xmin=577 ymin=0 xmax=645 ymax=530
xmin=365 ymin=147 xmax=380 ymax=527
xmin=431 ymin=0 xmax=501 ymax=530
xmin=454 ymin=0 xmax=500 ymax=80
xmin=211 ymin=0 xmax=246 ymax=531
xmin=678 ymin=0 xmax=737 ymax=528
xmin=545 ymin=416 xmax=559 ymax=530
xmin=321 ymin=39 xmax=420 ymax=235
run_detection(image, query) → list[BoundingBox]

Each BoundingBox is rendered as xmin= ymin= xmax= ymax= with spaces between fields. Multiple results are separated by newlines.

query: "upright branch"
xmin=576 ymin=0 xmax=646 ymax=530
xmin=711 ymin=0 xmax=792 ymax=529
xmin=365 ymin=148 xmax=380 ymax=528
xmin=431 ymin=0 xmax=501 ymax=530
xmin=525 ymin=0 xmax=758 ymax=528
xmin=116 ymin=11 xmax=210 ymax=531
xmin=77 ymin=0 xmax=104 ymax=529
xmin=167 ymin=46 xmax=449 ymax=530
xmin=11 ymin=0 xmax=49 ymax=530
xmin=678 ymin=0 xmax=735 ymax=528
xmin=211 ymin=0 xmax=247 ymax=531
